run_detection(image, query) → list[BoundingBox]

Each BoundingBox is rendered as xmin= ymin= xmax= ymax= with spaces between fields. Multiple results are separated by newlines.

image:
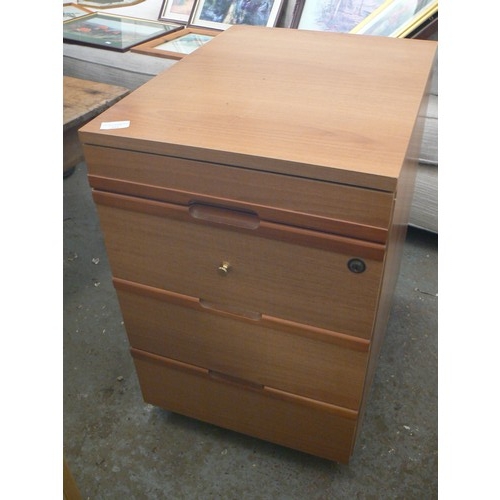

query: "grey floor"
xmin=64 ymin=161 xmax=438 ymax=499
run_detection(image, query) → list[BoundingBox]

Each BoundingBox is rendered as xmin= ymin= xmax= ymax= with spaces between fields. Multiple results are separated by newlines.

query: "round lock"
xmin=347 ymin=258 xmax=366 ymax=274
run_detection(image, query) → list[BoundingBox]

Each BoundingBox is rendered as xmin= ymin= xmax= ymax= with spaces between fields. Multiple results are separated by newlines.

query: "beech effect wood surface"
xmin=80 ymin=26 xmax=436 ymax=191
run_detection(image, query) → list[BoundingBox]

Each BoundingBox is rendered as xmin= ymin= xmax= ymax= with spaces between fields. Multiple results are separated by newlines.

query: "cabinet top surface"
xmin=79 ymin=26 xmax=437 ymax=191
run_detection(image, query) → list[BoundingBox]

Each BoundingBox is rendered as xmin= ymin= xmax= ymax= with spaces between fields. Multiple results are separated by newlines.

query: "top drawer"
xmin=92 ymin=191 xmax=384 ymax=339
xmin=84 ymin=145 xmax=393 ymax=243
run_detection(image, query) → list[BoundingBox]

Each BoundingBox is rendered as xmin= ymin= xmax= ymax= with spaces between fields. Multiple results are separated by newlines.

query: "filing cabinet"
xmin=80 ymin=25 xmax=437 ymax=463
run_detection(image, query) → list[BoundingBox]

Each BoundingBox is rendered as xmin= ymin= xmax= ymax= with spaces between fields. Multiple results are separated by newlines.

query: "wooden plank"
xmin=63 ymin=459 xmax=82 ymax=500
xmin=63 ymin=76 xmax=130 ymax=174
xmin=63 ymin=76 xmax=130 ymax=131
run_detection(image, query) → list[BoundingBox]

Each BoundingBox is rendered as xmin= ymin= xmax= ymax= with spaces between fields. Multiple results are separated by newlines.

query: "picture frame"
xmin=63 ymin=3 xmax=93 ymax=22
xmin=291 ymin=0 xmax=386 ymax=32
xmin=406 ymin=10 xmax=437 ymax=39
xmin=63 ymin=13 xmax=183 ymax=52
xmin=188 ymin=0 xmax=284 ymax=31
xmin=159 ymin=0 xmax=197 ymax=24
xmin=132 ymin=27 xmax=220 ymax=59
xmin=349 ymin=0 xmax=438 ymax=38
xmin=76 ymin=0 xmax=145 ymax=8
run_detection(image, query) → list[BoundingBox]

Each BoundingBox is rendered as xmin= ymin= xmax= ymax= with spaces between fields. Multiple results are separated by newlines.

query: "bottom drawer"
xmin=132 ymin=348 xmax=358 ymax=463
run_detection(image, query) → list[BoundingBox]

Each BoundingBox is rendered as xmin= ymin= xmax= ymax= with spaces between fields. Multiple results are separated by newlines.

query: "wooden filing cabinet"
xmin=79 ymin=26 xmax=437 ymax=464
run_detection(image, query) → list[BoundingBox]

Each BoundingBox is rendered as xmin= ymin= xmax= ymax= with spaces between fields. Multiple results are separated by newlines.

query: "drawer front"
xmin=95 ymin=193 xmax=384 ymax=339
xmin=85 ymin=145 xmax=393 ymax=242
xmin=116 ymin=281 xmax=369 ymax=409
xmin=132 ymin=348 xmax=357 ymax=463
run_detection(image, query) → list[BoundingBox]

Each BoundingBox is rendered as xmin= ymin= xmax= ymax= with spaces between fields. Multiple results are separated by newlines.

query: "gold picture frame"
xmin=76 ymin=0 xmax=146 ymax=8
xmin=132 ymin=27 xmax=220 ymax=59
xmin=291 ymin=0 xmax=386 ymax=32
xmin=350 ymin=0 xmax=438 ymax=38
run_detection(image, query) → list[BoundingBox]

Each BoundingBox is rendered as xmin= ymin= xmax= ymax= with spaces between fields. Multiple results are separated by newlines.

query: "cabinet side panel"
xmin=352 ymin=80 xmax=431 ymax=449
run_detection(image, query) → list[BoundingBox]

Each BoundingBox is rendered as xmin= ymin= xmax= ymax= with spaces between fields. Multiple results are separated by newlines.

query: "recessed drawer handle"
xmin=199 ymin=299 xmax=262 ymax=321
xmin=208 ymin=370 xmax=264 ymax=391
xmin=189 ymin=203 xmax=260 ymax=229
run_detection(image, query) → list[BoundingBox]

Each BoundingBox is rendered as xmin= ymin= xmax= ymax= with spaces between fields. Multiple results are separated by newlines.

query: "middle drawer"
xmin=115 ymin=278 xmax=369 ymax=410
xmin=94 ymin=191 xmax=384 ymax=339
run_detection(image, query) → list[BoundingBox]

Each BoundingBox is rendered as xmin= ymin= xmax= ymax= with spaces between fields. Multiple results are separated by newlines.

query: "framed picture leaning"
xmin=63 ymin=12 xmax=183 ymax=52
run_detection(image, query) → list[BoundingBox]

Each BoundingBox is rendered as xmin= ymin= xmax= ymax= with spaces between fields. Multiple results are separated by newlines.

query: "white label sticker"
xmin=100 ymin=120 xmax=130 ymax=130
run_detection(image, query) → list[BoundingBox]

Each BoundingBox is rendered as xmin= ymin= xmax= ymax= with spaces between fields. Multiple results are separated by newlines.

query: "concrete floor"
xmin=63 ymin=161 xmax=438 ymax=499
